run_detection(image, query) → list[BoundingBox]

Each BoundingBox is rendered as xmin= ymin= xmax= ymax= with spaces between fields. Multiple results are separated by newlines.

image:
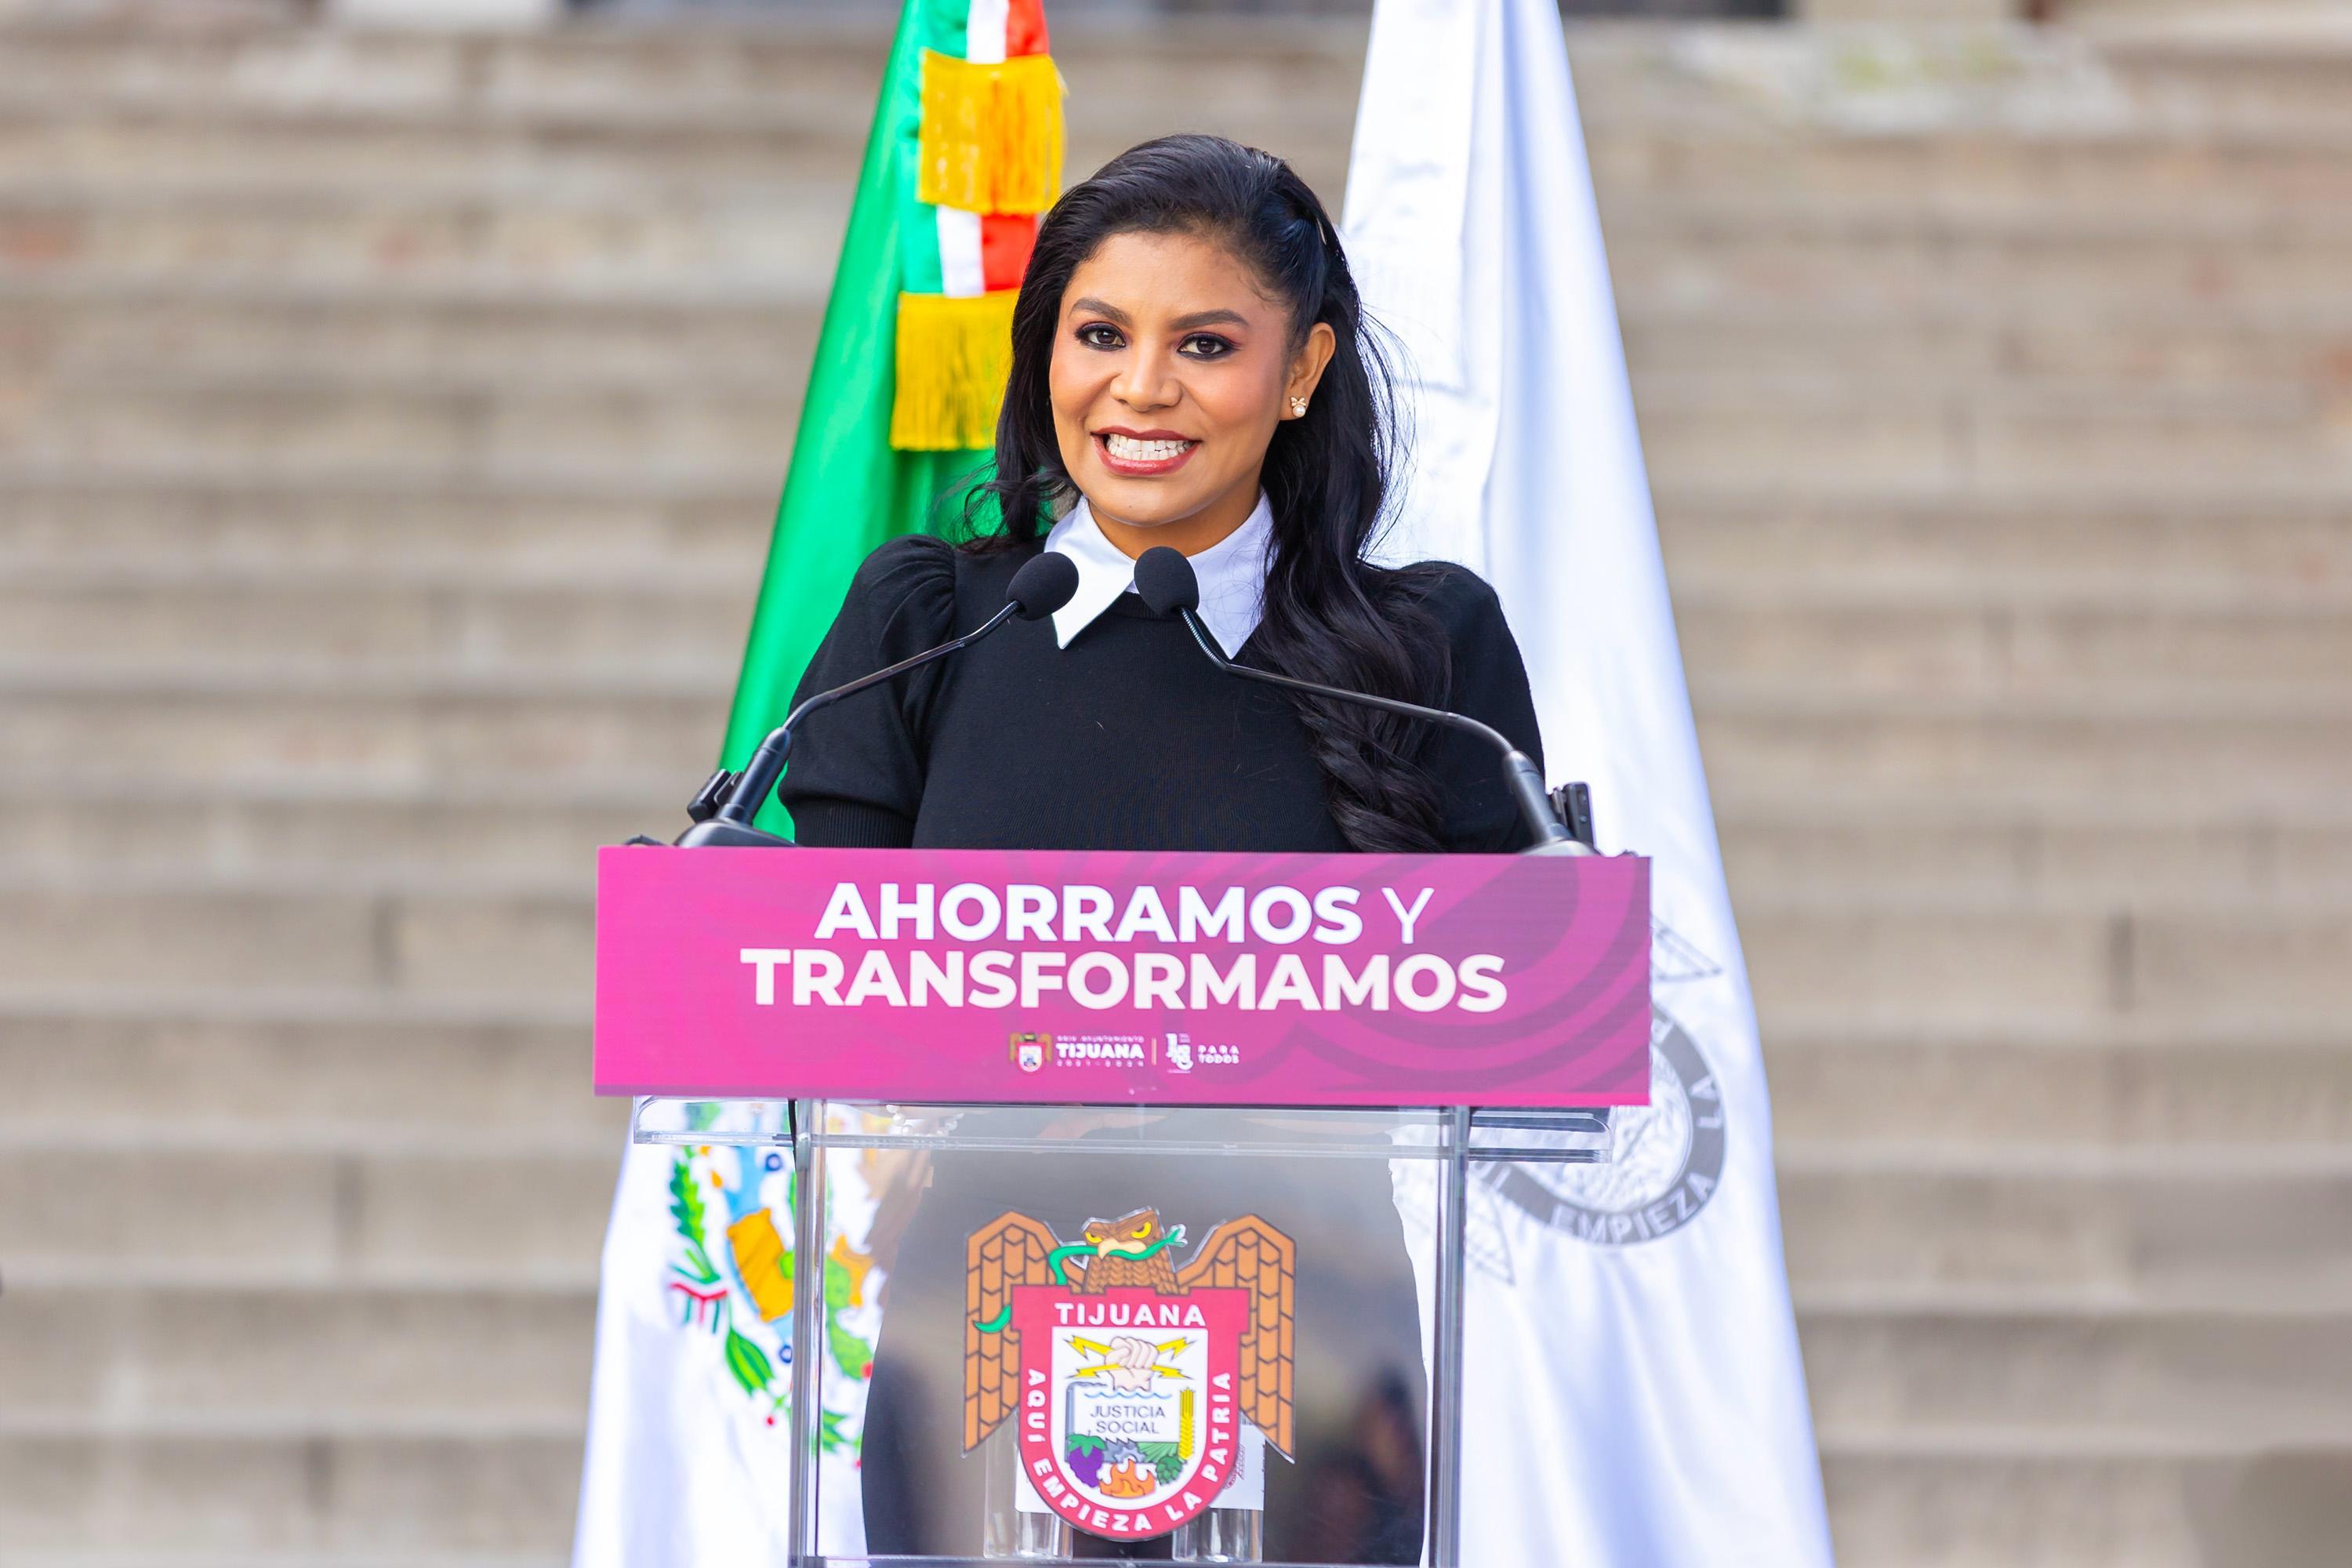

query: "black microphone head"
xmin=1134 ymin=546 xmax=1200 ymax=617
xmin=1006 ymin=550 xmax=1080 ymax=621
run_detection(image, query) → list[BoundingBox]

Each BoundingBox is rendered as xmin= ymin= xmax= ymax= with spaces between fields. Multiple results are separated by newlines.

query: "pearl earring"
xmin=1290 ymin=397 xmax=1308 ymax=416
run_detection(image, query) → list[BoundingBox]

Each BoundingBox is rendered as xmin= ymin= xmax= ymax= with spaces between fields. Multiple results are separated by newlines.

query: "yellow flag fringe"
xmin=891 ymin=289 xmax=1020 ymax=452
xmin=916 ymin=50 xmax=1065 ymax=216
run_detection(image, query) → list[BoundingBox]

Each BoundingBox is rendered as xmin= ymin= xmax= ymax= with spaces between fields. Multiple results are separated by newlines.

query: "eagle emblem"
xmin=964 ymin=1207 xmax=1297 ymax=1541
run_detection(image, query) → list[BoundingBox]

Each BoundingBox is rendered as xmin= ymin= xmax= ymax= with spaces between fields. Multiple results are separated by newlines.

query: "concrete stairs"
xmin=1 ymin=13 xmax=2347 ymax=1567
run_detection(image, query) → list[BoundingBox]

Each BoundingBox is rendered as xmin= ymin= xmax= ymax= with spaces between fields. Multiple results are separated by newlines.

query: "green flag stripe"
xmin=718 ymin=0 xmax=994 ymax=836
xmin=901 ymin=195 xmax=946 ymax=296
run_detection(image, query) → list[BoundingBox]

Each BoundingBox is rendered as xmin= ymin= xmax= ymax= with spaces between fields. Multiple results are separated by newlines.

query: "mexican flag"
xmin=718 ymin=0 xmax=1060 ymax=834
xmin=572 ymin=5 xmax=1062 ymax=1560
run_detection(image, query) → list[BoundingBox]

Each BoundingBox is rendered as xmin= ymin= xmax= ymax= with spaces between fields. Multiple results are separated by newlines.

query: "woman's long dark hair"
xmin=967 ymin=134 xmax=1452 ymax=851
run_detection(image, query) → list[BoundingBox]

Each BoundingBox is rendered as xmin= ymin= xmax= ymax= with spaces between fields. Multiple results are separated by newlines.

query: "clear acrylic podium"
xmin=633 ymin=1097 xmax=1611 ymax=1567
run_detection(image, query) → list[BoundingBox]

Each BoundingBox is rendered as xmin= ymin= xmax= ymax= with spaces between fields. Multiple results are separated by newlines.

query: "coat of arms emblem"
xmin=964 ymin=1207 xmax=1296 ymax=1541
xmin=1009 ymin=1032 xmax=1051 ymax=1073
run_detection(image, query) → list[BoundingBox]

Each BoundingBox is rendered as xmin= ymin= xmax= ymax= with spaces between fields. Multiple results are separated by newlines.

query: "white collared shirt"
xmin=1043 ymin=493 xmax=1275 ymax=657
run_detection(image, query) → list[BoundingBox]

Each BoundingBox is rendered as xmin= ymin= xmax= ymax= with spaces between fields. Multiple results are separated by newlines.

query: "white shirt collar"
xmin=1044 ymin=493 xmax=1274 ymax=657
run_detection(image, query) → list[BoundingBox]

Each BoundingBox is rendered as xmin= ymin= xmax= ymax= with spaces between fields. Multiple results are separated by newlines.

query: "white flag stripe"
xmin=935 ymin=203 xmax=988 ymax=298
xmin=1345 ymin=2 xmax=1835 ymax=1564
xmin=964 ymin=0 xmax=1010 ymax=64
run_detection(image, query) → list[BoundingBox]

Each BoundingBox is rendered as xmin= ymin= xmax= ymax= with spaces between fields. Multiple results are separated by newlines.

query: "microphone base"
xmin=1519 ymin=836 xmax=1598 ymax=857
xmin=673 ymin=818 xmax=797 ymax=849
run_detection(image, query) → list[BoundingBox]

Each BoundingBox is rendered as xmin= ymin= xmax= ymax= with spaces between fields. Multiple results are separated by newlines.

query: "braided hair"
xmin=968 ymin=134 xmax=1453 ymax=851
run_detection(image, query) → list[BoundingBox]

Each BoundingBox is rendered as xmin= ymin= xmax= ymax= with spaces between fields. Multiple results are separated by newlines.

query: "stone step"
xmin=1626 ymin=299 xmax=2352 ymax=387
xmin=24 ymin=291 xmax=2347 ymax=399
xmin=0 ymin=1431 xmax=579 ymax=1562
xmin=0 ymin=1146 xmax=615 ymax=1285
xmin=0 ymin=286 xmax=818 ymax=382
xmin=1606 ymin=223 xmax=2352 ymax=314
xmin=1820 ymin=1447 xmax=2341 ymax=1568
xmin=1590 ymin=129 xmax=2352 ymax=211
xmin=1656 ymin=488 xmax=2352 ymax=598
xmin=1692 ymin=690 xmax=2352 ymax=809
xmin=7 ymin=774 xmax=2345 ymax=898
xmin=0 ymin=20 xmax=879 ymax=118
xmin=4 ymin=993 xmax=2340 ymax=1155
xmin=5 ymin=372 xmax=2341 ymax=488
xmin=1766 ymin=1025 xmax=2352 ymax=1153
xmin=0 ymin=470 xmax=776 ymax=575
xmin=7 ymin=1132 xmax=2346 ymax=1308
xmin=8 ymin=982 xmax=2343 ymax=1148
xmin=10 ymin=307 xmax=2339 ymax=420
xmin=2 ymin=1434 xmax=2318 ymax=1567
xmin=1742 ymin=894 xmax=2352 ymax=1033
xmin=2 ymin=872 xmax=2343 ymax=1026
xmin=3 ymin=1269 xmax=2341 ymax=1450
xmin=1672 ymin=592 xmax=2352 ymax=698
xmin=1780 ymin=1162 xmax=2352 ymax=1308
xmin=0 ymin=179 xmax=851 ymax=292
xmin=0 ymin=574 xmax=758 ymax=670
xmin=0 ymin=877 xmax=606 ymax=998
xmin=0 ymin=16 xmax=2331 ymax=143
xmin=2070 ymin=0 xmax=2352 ymax=39
xmin=2107 ymin=32 xmax=2352 ymax=135
xmin=0 ymin=782 xmax=676 ymax=879
xmin=20 ymin=99 xmax=2352 ymax=226
xmin=2 ymin=470 xmax=2344 ymax=602
xmin=1798 ymin=1305 xmax=2352 ymax=1447
xmin=0 ymin=375 xmax=806 ymax=475
xmin=6 ymin=23 xmax=2351 ymax=186
xmin=1719 ymin=804 xmax=2352 ymax=902
xmin=10 ymin=572 xmax=2343 ymax=698
xmin=5 ymin=633 xmax=2349 ymax=724
xmin=8 ymin=670 xmax=2347 ymax=808
xmin=0 ymin=108 xmax=853 ymax=192
xmin=0 ymin=673 xmax=723 ymax=792
xmin=0 ymin=1001 xmax=609 ymax=1144
xmin=0 ymin=92 xmax=1349 ymax=199
xmin=7 ymin=181 xmax=2351 ymax=301
xmin=0 ymin=16 xmax=1365 ymax=152
xmin=0 ymin=1281 xmax=595 ymax=1428
xmin=8 ymin=281 xmax=2347 ymax=392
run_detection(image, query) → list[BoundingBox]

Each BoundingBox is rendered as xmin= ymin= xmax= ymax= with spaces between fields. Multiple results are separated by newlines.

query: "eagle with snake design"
xmin=963 ymin=1206 xmax=1297 ymax=1458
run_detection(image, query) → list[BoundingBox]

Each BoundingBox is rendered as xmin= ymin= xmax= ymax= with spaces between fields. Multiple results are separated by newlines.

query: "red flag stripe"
xmin=1006 ymin=0 xmax=1049 ymax=57
xmin=981 ymin=213 xmax=1037 ymax=292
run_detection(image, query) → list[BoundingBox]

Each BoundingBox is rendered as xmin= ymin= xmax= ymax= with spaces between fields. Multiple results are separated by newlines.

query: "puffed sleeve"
xmin=777 ymin=534 xmax=959 ymax=848
xmin=1413 ymin=565 xmax=1548 ymax=854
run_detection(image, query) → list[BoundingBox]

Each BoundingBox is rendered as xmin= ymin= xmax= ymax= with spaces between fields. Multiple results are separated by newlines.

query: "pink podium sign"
xmin=594 ymin=845 xmax=1650 ymax=1107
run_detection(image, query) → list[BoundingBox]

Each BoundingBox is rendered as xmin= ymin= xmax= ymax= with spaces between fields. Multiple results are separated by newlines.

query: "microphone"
xmin=1133 ymin=546 xmax=1587 ymax=854
xmin=675 ymin=550 xmax=1080 ymax=848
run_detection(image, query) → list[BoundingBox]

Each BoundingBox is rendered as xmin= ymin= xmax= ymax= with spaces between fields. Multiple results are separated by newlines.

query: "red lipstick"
xmin=1094 ymin=426 xmax=1200 ymax=478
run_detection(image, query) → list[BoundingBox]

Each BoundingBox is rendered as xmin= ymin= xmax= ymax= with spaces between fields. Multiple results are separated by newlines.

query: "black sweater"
xmin=779 ymin=532 xmax=1545 ymax=853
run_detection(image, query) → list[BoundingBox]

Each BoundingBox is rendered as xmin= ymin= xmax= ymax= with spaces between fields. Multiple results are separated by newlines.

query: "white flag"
xmin=1345 ymin=2 xmax=1836 ymax=1563
xmin=572 ymin=1108 xmax=879 ymax=1564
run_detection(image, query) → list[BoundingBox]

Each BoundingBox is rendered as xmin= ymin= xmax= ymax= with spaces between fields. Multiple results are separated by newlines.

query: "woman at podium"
xmin=781 ymin=135 xmax=1544 ymax=1560
xmin=782 ymin=134 xmax=1541 ymax=861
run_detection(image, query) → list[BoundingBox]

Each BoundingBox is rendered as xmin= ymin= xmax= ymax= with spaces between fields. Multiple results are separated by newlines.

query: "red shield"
xmin=1008 ymin=1283 xmax=1250 ymax=1541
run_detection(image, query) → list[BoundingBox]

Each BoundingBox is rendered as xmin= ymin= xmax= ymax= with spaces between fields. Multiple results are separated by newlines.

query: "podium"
xmin=598 ymin=845 xmax=1650 ymax=1566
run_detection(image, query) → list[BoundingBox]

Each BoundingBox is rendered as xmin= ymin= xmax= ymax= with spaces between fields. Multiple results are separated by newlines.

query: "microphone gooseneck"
xmin=678 ymin=550 xmax=1080 ymax=847
xmin=1133 ymin=546 xmax=1583 ymax=853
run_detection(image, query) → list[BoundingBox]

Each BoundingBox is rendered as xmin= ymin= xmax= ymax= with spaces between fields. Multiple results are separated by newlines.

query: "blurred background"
xmin=2 ymin=0 xmax=2348 ymax=1563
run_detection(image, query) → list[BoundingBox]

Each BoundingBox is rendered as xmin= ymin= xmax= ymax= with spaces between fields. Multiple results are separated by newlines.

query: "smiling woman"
xmin=1050 ymin=230 xmax=1334 ymax=554
xmin=780 ymin=134 xmax=1544 ymax=861
xmin=766 ymin=136 xmax=1549 ymax=1559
